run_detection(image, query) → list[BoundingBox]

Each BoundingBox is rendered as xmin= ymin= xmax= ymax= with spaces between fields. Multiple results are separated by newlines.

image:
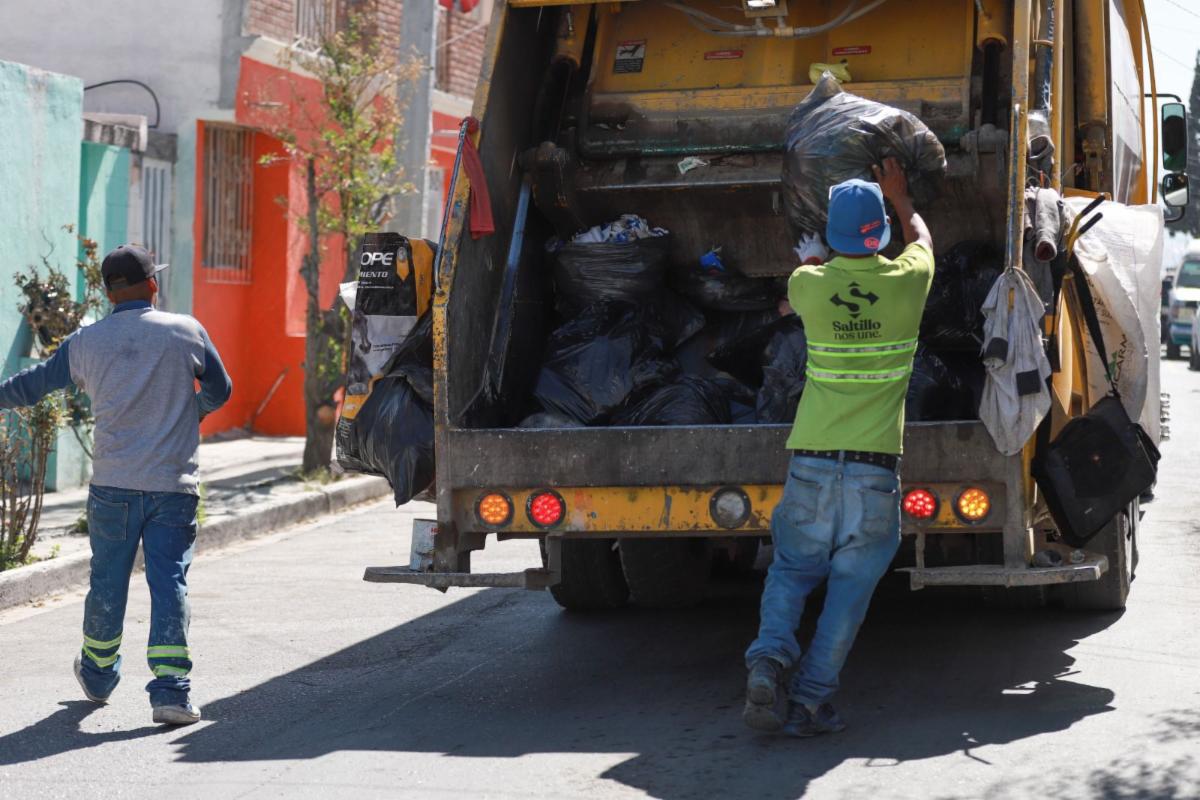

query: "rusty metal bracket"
xmin=363 ymin=566 xmax=557 ymax=592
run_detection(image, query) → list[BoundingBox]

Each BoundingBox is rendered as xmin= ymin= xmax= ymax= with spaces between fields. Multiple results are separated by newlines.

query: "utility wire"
xmin=1163 ymin=0 xmax=1200 ymax=22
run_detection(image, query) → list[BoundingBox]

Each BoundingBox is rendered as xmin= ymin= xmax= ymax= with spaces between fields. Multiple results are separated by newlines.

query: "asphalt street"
xmin=2 ymin=361 xmax=1199 ymax=799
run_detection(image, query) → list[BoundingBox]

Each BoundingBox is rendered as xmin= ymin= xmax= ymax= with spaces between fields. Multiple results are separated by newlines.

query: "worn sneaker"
xmin=73 ymin=655 xmax=112 ymax=705
xmin=783 ymin=701 xmax=847 ymax=738
xmin=742 ymin=657 xmax=786 ymax=732
xmin=152 ymin=703 xmax=202 ymax=726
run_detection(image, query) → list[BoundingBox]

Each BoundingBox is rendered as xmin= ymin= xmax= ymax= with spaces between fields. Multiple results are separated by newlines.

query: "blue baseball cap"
xmin=825 ymin=178 xmax=891 ymax=255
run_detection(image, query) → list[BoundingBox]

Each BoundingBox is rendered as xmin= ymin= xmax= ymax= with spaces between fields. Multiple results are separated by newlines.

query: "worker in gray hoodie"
xmin=0 ymin=245 xmax=232 ymax=725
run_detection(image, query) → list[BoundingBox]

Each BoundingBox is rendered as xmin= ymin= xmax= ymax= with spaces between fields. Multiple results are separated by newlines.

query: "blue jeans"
xmin=745 ymin=454 xmax=901 ymax=707
xmin=77 ymin=484 xmax=199 ymax=707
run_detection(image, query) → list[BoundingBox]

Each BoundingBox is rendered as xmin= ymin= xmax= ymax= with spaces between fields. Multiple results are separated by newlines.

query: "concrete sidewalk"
xmin=0 ymin=436 xmax=392 ymax=611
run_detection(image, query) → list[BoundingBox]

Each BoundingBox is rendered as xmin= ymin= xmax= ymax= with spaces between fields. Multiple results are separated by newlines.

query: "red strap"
xmin=438 ymin=0 xmax=453 ymax=8
xmin=460 ymin=117 xmax=495 ymax=239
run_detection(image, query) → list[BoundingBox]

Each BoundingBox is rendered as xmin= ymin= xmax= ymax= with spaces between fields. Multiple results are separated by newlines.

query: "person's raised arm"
xmin=872 ymin=157 xmax=932 ymax=252
xmin=0 ymin=336 xmax=76 ymax=410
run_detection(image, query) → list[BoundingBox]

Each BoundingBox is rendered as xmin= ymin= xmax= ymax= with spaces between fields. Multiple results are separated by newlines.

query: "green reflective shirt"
xmin=786 ymin=242 xmax=935 ymax=455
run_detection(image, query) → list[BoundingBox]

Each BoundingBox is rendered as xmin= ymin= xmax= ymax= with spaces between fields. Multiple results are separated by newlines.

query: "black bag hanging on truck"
xmin=337 ymin=314 xmax=435 ymax=506
xmin=781 ymin=72 xmax=947 ymax=240
xmin=533 ymin=301 xmax=679 ymax=425
xmin=1032 ymin=259 xmax=1160 ymax=547
xmin=343 ymin=233 xmax=435 ymax=397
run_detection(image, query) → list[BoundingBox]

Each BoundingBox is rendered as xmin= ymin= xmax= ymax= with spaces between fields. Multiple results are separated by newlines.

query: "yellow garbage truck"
xmin=365 ymin=0 xmax=1185 ymax=611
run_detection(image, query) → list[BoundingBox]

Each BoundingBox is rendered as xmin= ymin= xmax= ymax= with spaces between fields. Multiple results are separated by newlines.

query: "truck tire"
xmin=1061 ymin=508 xmax=1132 ymax=612
xmin=1166 ymin=341 xmax=1181 ymax=360
xmin=619 ymin=537 xmax=714 ymax=609
xmin=540 ymin=538 xmax=629 ymax=612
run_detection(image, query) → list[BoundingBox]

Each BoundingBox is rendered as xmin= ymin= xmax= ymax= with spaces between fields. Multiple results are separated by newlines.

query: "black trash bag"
xmin=533 ymin=302 xmax=679 ymax=424
xmin=553 ymin=235 xmax=671 ymax=316
xmin=906 ymin=345 xmax=972 ymax=422
xmin=336 ymin=314 xmax=435 ymax=506
xmin=921 ymin=242 xmax=1004 ymax=349
xmin=614 ymin=375 xmax=733 ymax=426
xmin=644 ymin=290 xmax=705 ymax=350
xmin=669 ymin=262 xmax=786 ymax=312
xmin=518 ymin=411 xmax=583 ymax=428
xmin=782 ymin=73 xmax=947 ymax=239
xmin=713 ymin=374 xmax=759 ymax=424
xmin=756 ymin=318 xmax=808 ymax=424
xmin=707 ymin=313 xmax=799 ymax=387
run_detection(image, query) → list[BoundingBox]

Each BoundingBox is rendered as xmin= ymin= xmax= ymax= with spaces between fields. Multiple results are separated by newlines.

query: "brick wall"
xmin=244 ymin=0 xmax=403 ymax=48
xmin=245 ymin=0 xmax=295 ymax=41
xmin=436 ymin=6 xmax=487 ymax=100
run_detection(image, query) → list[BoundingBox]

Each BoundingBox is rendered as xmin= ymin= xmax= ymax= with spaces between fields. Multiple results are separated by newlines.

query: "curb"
xmin=0 ymin=475 xmax=391 ymax=612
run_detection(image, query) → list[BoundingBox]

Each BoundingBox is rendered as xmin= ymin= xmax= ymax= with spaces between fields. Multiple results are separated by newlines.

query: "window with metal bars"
xmin=296 ymin=0 xmax=338 ymax=45
xmin=201 ymin=125 xmax=254 ymax=284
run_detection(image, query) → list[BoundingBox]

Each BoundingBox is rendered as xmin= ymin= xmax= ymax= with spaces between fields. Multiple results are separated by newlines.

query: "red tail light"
xmin=527 ymin=490 xmax=566 ymax=528
xmin=902 ymin=488 xmax=939 ymax=520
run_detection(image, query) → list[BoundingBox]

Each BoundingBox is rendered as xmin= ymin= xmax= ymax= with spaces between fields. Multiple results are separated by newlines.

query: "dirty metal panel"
xmin=445 ymin=422 xmax=1010 ymax=489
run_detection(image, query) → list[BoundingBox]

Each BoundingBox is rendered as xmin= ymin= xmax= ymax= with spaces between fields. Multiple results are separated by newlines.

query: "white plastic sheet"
xmin=1064 ymin=198 xmax=1164 ymax=442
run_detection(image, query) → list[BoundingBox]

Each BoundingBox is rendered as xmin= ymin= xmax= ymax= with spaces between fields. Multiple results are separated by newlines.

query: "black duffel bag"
xmin=1032 ymin=259 xmax=1159 ymax=547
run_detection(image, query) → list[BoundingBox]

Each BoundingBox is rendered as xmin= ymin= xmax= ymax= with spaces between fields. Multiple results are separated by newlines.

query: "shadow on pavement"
xmin=0 ymin=701 xmax=167 ymax=765
xmin=163 ymin=578 xmax=1149 ymax=799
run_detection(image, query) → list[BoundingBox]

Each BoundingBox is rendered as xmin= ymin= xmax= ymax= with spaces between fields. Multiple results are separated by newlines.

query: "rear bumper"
xmin=900 ymin=555 xmax=1107 ymax=589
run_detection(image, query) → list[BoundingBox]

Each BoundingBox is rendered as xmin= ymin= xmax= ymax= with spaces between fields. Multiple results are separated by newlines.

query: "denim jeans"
xmin=745 ymin=454 xmax=901 ymax=707
xmin=77 ymin=484 xmax=199 ymax=707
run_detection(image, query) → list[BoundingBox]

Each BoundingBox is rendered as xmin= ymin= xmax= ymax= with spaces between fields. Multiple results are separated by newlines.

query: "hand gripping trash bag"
xmin=781 ymin=73 xmax=946 ymax=240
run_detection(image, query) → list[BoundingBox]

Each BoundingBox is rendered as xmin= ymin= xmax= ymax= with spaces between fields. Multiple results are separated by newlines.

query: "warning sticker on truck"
xmin=704 ymin=49 xmax=744 ymax=61
xmin=614 ymin=39 xmax=646 ymax=73
xmin=832 ymin=45 xmax=871 ymax=56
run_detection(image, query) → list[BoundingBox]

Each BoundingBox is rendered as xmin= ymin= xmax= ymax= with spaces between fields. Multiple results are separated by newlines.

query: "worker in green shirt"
xmin=743 ymin=157 xmax=934 ymax=737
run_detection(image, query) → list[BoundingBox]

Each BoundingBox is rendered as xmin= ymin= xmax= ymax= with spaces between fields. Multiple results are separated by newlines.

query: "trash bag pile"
xmin=526 ymin=214 xmax=1003 ymax=429
xmin=782 ymin=72 xmax=947 ymax=241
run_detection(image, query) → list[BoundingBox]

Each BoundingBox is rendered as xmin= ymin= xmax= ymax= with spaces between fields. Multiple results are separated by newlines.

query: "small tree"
xmin=257 ymin=8 xmax=419 ymax=474
xmin=0 ymin=229 xmax=102 ymax=569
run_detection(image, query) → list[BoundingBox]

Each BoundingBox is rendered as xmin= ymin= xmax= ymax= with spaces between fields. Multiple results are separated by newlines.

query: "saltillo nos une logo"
xmin=829 ymin=281 xmax=879 ymax=318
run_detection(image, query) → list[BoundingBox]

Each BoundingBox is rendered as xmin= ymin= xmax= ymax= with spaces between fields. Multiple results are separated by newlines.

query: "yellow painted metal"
xmin=976 ymin=0 xmax=1009 ymax=46
xmin=453 ymin=482 xmax=1000 ymax=535
xmin=1136 ymin=0 xmax=1159 ymax=202
xmin=588 ymin=0 xmax=972 ymax=94
xmin=1003 ymin=0 xmax=1032 ymax=273
xmin=1050 ymin=0 xmax=1064 ymax=191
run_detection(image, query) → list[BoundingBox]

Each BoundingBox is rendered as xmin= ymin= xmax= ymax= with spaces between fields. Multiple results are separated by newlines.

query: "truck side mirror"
xmin=1162 ymin=102 xmax=1188 ymax=172
xmin=1162 ymin=172 xmax=1189 ymax=223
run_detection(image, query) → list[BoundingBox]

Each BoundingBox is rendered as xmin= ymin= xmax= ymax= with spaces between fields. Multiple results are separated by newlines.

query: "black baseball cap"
xmin=101 ymin=244 xmax=168 ymax=290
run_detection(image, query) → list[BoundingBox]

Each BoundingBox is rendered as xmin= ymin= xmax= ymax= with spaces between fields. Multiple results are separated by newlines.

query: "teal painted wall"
xmin=79 ymin=142 xmax=130 ymax=259
xmin=0 ymin=60 xmax=89 ymax=490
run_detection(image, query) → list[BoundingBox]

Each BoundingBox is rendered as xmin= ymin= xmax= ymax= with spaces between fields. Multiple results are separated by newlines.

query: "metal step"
xmin=362 ymin=566 xmax=554 ymax=592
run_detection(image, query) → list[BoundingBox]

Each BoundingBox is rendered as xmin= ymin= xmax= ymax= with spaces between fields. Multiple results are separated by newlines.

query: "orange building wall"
xmin=195 ymin=55 xmax=346 ymax=437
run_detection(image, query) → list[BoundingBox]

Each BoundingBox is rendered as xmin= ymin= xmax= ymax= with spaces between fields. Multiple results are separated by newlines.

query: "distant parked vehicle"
xmin=1168 ymin=259 xmax=1200 ymax=360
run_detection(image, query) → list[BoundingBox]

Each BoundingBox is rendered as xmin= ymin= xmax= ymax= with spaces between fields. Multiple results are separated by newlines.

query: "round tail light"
xmin=527 ymin=490 xmax=566 ymax=528
xmin=902 ymin=488 xmax=939 ymax=520
xmin=710 ymin=487 xmax=751 ymax=529
xmin=956 ymin=487 xmax=991 ymax=523
xmin=476 ymin=492 xmax=513 ymax=527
